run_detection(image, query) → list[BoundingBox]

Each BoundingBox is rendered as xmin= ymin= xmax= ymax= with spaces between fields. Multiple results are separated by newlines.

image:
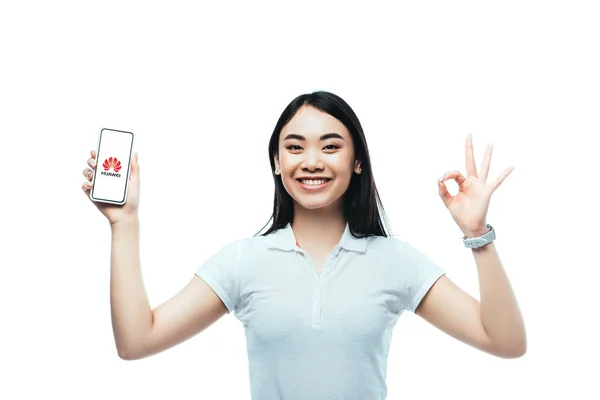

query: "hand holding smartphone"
xmin=82 ymin=128 xmax=140 ymax=224
xmin=90 ymin=128 xmax=135 ymax=205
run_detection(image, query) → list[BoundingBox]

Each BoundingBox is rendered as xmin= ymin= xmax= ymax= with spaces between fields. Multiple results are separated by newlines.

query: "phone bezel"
xmin=89 ymin=128 xmax=135 ymax=205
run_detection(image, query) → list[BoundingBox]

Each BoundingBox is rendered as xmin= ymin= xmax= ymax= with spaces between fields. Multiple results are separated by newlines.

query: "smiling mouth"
xmin=296 ymin=178 xmax=333 ymax=191
xmin=296 ymin=178 xmax=332 ymax=185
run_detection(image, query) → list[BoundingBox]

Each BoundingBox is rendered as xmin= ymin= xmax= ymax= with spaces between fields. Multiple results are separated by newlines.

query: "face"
xmin=274 ymin=105 xmax=361 ymax=211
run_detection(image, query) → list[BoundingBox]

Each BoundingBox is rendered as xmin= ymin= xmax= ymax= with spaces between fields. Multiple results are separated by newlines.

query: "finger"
xmin=465 ymin=134 xmax=478 ymax=177
xmin=88 ymin=157 xmax=96 ymax=169
xmin=440 ymin=170 xmax=466 ymax=188
xmin=438 ymin=179 xmax=452 ymax=207
xmin=91 ymin=149 xmax=96 ymax=159
xmin=490 ymin=166 xmax=514 ymax=192
xmin=83 ymin=167 xmax=93 ymax=181
xmin=82 ymin=180 xmax=92 ymax=193
xmin=129 ymin=152 xmax=139 ymax=182
xmin=479 ymin=141 xmax=493 ymax=182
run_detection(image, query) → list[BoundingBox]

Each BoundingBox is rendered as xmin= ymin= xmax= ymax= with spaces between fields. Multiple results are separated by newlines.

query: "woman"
xmin=81 ymin=91 xmax=526 ymax=399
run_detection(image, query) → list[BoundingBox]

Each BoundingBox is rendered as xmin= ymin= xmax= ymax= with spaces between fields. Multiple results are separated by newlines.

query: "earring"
xmin=275 ymin=167 xmax=280 ymax=175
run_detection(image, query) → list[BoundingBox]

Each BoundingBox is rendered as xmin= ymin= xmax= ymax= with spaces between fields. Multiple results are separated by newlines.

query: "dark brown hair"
xmin=254 ymin=90 xmax=393 ymax=239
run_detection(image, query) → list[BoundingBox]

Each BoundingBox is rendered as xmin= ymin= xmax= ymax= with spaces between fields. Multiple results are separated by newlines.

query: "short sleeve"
xmin=395 ymin=240 xmax=446 ymax=314
xmin=195 ymin=240 xmax=241 ymax=314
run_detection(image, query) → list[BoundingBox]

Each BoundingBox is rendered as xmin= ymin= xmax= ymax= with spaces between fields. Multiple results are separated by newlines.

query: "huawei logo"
xmin=100 ymin=156 xmax=123 ymax=178
xmin=103 ymin=157 xmax=122 ymax=172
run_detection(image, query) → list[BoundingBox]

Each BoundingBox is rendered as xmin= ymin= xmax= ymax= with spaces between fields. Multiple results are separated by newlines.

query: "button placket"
xmin=297 ymin=246 xmax=344 ymax=328
xmin=312 ymin=258 xmax=324 ymax=326
xmin=323 ymin=246 xmax=341 ymax=278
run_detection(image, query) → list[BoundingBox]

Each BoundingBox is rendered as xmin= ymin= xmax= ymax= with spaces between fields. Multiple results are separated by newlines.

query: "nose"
xmin=300 ymin=150 xmax=325 ymax=171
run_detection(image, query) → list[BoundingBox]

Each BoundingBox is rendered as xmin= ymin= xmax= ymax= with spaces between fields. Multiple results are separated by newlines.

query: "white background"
xmin=1 ymin=1 xmax=598 ymax=399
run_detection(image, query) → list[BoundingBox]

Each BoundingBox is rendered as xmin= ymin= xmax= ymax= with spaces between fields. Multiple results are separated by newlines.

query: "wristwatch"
xmin=462 ymin=224 xmax=495 ymax=249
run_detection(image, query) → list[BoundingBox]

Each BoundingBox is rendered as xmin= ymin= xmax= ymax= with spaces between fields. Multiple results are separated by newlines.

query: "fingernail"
xmin=438 ymin=175 xmax=445 ymax=182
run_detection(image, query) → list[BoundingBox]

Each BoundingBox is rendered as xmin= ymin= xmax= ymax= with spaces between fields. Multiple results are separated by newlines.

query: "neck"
xmin=291 ymin=202 xmax=346 ymax=249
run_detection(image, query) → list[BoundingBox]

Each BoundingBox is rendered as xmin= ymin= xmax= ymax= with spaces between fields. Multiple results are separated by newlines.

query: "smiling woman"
xmin=276 ymin=110 xmax=361 ymax=213
xmin=259 ymin=92 xmax=390 ymax=240
xmin=82 ymin=90 xmax=525 ymax=400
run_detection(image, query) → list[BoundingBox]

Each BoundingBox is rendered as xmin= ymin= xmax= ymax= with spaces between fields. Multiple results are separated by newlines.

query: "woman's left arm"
xmin=416 ymin=134 xmax=526 ymax=358
xmin=471 ymin=239 xmax=526 ymax=354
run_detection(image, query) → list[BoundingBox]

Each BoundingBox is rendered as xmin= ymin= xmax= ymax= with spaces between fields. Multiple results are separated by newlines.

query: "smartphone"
xmin=89 ymin=128 xmax=135 ymax=205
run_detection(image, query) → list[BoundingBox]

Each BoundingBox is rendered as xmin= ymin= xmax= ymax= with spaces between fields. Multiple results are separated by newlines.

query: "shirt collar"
xmin=266 ymin=221 xmax=367 ymax=253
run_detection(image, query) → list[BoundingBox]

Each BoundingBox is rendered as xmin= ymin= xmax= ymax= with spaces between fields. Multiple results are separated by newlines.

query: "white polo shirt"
xmin=195 ymin=221 xmax=445 ymax=399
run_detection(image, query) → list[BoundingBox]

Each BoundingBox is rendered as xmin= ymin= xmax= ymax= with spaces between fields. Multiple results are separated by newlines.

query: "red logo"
xmin=103 ymin=157 xmax=122 ymax=172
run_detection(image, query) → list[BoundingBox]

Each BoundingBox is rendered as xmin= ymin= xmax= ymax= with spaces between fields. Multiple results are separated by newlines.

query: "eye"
xmin=286 ymin=144 xmax=340 ymax=151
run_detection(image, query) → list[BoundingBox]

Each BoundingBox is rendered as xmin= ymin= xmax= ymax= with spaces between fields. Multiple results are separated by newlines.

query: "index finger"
xmin=90 ymin=149 xmax=96 ymax=158
xmin=465 ymin=134 xmax=478 ymax=177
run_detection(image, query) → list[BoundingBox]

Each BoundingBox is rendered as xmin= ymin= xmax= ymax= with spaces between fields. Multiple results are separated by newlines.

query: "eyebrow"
xmin=283 ymin=133 xmax=345 ymax=141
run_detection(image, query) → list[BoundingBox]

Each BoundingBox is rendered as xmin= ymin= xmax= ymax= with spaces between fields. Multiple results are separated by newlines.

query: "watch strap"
xmin=462 ymin=224 xmax=495 ymax=248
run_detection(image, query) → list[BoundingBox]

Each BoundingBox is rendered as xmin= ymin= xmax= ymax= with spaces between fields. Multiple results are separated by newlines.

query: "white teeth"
xmin=301 ymin=179 xmax=327 ymax=185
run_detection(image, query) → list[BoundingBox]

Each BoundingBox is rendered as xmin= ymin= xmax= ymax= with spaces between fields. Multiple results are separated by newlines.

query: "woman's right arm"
xmin=110 ymin=216 xmax=228 ymax=360
xmin=83 ymin=150 xmax=226 ymax=360
xmin=110 ymin=216 xmax=227 ymax=360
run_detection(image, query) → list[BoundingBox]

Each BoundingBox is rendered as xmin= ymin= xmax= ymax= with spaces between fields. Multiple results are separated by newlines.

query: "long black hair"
xmin=254 ymin=90 xmax=393 ymax=238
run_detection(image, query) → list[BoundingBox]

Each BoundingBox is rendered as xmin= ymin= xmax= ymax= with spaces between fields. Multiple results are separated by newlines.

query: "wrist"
xmin=463 ymin=226 xmax=489 ymax=238
xmin=110 ymin=215 xmax=139 ymax=230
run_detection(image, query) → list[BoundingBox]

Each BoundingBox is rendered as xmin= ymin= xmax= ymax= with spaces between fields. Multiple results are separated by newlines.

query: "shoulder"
xmin=364 ymin=235 xmax=437 ymax=269
xmin=239 ymin=234 xmax=269 ymax=248
xmin=228 ymin=234 xmax=272 ymax=258
xmin=364 ymin=234 xmax=409 ymax=255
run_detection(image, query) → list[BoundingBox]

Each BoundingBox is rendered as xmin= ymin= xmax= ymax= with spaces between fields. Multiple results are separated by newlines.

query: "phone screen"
xmin=90 ymin=128 xmax=135 ymax=205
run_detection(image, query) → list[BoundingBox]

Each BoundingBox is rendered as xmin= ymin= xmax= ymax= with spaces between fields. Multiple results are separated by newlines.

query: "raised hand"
xmin=82 ymin=149 xmax=141 ymax=225
xmin=437 ymin=134 xmax=514 ymax=237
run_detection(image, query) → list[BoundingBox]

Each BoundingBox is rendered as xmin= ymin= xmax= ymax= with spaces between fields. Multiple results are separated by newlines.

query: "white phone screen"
xmin=90 ymin=128 xmax=134 ymax=205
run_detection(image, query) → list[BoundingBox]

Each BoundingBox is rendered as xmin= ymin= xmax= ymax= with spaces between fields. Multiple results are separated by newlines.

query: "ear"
xmin=274 ymin=155 xmax=280 ymax=174
xmin=354 ymin=160 xmax=362 ymax=174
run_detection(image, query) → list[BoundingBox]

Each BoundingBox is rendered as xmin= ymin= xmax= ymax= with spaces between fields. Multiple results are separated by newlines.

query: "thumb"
xmin=130 ymin=152 xmax=140 ymax=181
